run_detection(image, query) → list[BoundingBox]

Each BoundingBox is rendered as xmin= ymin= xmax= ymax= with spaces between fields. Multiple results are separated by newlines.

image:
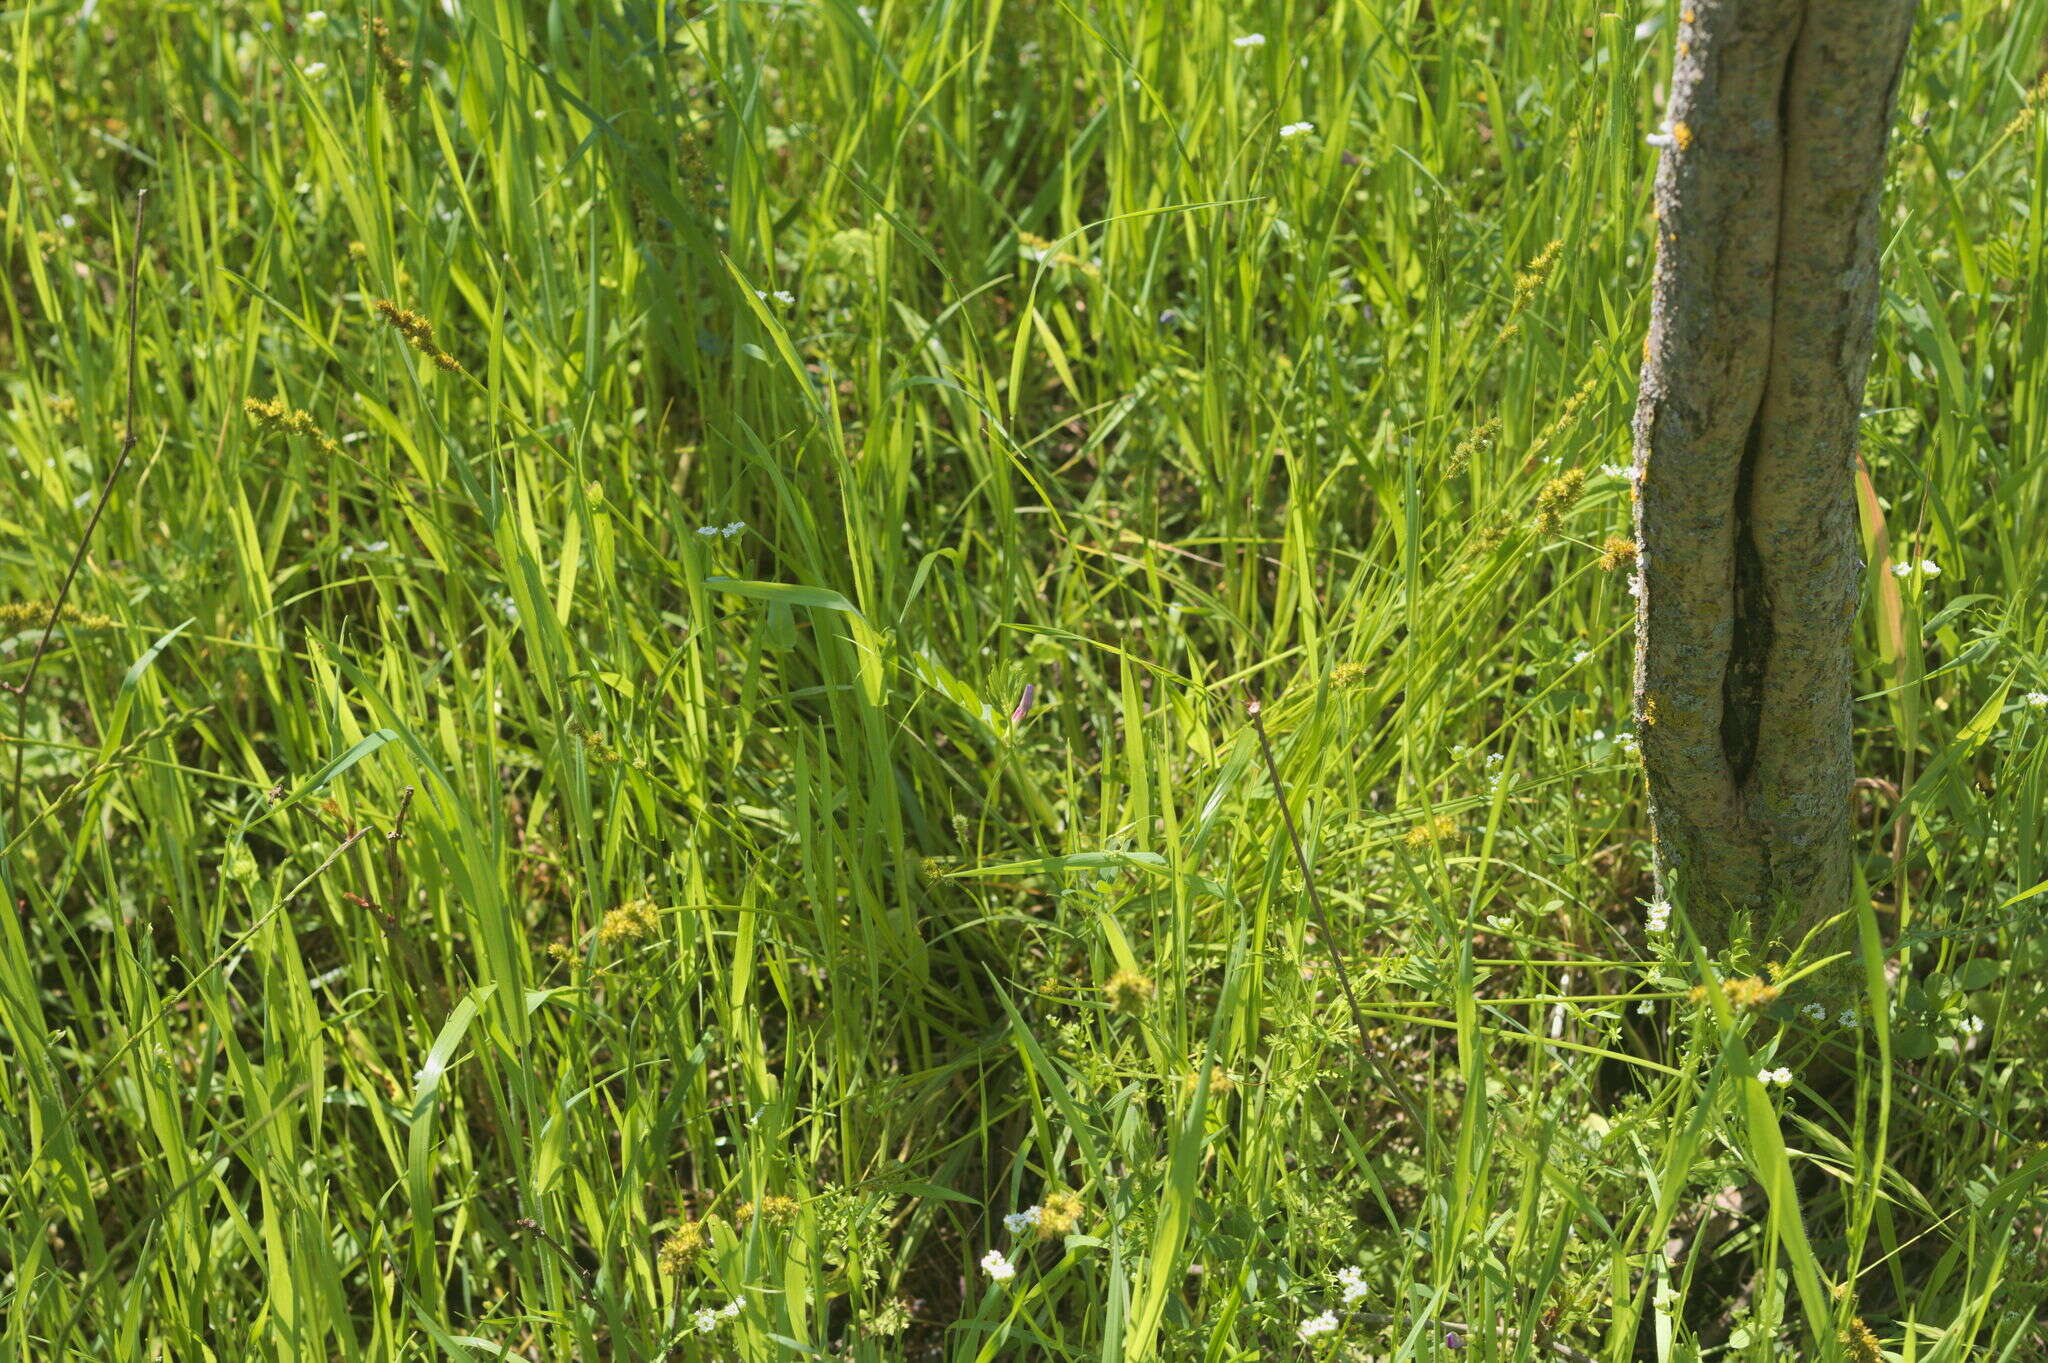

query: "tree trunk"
xmin=1631 ymin=0 xmax=1916 ymax=949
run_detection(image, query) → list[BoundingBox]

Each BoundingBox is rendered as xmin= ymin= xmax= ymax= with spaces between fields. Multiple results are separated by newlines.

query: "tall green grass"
xmin=2 ymin=1 xmax=2045 ymax=1359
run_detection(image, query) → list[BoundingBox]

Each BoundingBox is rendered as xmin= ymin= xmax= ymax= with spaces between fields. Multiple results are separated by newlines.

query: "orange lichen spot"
xmin=1673 ymin=122 xmax=1693 ymax=151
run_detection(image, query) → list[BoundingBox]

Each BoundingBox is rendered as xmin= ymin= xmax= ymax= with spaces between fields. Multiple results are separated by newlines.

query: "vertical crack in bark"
xmin=1721 ymin=413 xmax=1771 ymax=790
xmin=1728 ymin=13 xmax=1810 ymax=798
xmin=1723 ymin=11 xmax=1805 ymax=805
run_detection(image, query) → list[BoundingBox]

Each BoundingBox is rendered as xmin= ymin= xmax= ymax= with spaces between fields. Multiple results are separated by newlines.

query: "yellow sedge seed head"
xmin=1036 ymin=1190 xmax=1083 ymax=1239
xmin=1104 ymin=969 xmax=1156 ymax=1015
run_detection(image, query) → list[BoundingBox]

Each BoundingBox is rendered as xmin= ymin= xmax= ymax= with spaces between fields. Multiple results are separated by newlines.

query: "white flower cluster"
xmin=696 ymin=521 xmax=746 ymax=539
xmin=692 ymin=1297 xmax=745 ymax=1333
xmin=1290 ymin=1267 xmax=1367 ymax=1343
xmin=1280 ymin=121 xmax=1315 ymax=139
xmin=754 ymin=288 xmax=797 ymax=306
xmin=1233 ymin=33 xmax=1266 ymax=48
xmin=1957 ymin=1015 xmax=1985 ymax=1037
xmin=1644 ymin=899 xmax=1671 ymax=933
xmin=1837 ymin=1008 xmax=1859 ymax=1029
xmin=1587 ymin=728 xmax=1640 ymax=757
xmin=1890 ymin=557 xmax=1941 ymax=579
xmin=1758 ymin=1065 xmax=1794 ymax=1086
xmin=1599 ymin=463 xmax=1642 ymax=481
xmin=1802 ymin=1002 xmax=1828 ymax=1022
xmin=2022 ymin=692 xmax=2048 ymax=709
xmin=980 ymin=1249 xmax=1016 ymax=1282
xmin=1003 ymin=1206 xmax=1041 ymax=1234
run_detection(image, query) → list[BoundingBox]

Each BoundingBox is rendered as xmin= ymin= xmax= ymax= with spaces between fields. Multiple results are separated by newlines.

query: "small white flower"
xmin=302 ymin=60 xmax=330 ymax=79
xmin=1233 ymin=33 xmax=1266 ymax=48
xmin=303 ymin=10 xmax=329 ymax=29
xmin=754 ymin=288 xmax=796 ymax=306
xmin=1279 ymin=121 xmax=1314 ymax=139
xmin=1890 ymin=560 xmax=1912 ymax=577
xmin=1802 ymin=1002 xmax=1828 ymax=1022
xmin=1617 ymin=730 xmax=1640 ymax=756
xmin=1003 ymin=1206 xmax=1042 ymax=1234
xmin=1836 ymin=1009 xmax=1859 ymax=1029
xmin=1957 ymin=1015 xmax=1984 ymax=1037
xmin=1644 ymin=899 xmax=1671 ymax=933
xmin=980 ymin=1249 xmax=1016 ymax=1282
xmin=721 ymin=521 xmax=746 ymax=538
xmin=857 ymin=4 xmax=875 ymax=19
xmin=1636 ymin=999 xmax=1655 ymax=1014
xmin=1572 ymin=647 xmax=1592 ymax=664
xmin=2024 ymin=692 xmax=2048 ymax=709
xmin=696 ymin=525 xmax=722 ymax=537
xmin=58 ymin=213 xmax=77 ymax=229
xmin=693 ymin=1307 xmax=721 ymax=1333
xmin=719 ymin=1296 xmax=745 ymax=1318
xmin=1760 ymin=1066 xmax=1794 ymax=1086
xmin=1298 ymin=1311 xmax=1340 ymax=1341
xmin=1919 ymin=558 xmax=1941 ymax=577
xmin=1600 ymin=462 xmax=1641 ymax=481
xmin=1336 ymin=1265 xmax=1368 ymax=1305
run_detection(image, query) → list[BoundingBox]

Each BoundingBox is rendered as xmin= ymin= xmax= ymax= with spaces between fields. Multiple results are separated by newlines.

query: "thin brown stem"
xmin=8 ymin=191 xmax=148 ymax=815
xmin=1245 ymin=694 xmax=1425 ymax=1136
xmin=1346 ymin=1311 xmax=1598 ymax=1363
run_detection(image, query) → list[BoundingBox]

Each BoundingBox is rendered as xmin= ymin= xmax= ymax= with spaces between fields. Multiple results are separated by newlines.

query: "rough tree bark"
xmin=1632 ymin=0 xmax=1916 ymax=949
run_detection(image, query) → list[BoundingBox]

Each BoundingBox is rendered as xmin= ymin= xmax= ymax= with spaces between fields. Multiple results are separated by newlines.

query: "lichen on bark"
xmin=1631 ymin=0 xmax=1916 ymax=951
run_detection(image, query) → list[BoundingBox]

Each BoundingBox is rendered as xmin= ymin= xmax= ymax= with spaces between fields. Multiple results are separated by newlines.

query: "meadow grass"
xmin=2 ymin=1 xmax=2046 ymax=1359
